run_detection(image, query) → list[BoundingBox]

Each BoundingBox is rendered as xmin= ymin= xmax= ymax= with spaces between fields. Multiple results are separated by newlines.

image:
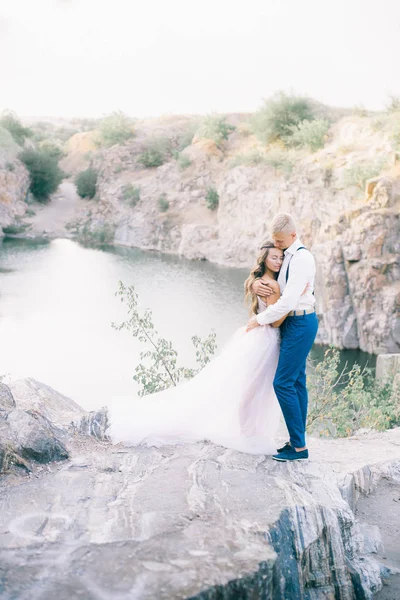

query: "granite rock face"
xmin=0 ymin=156 xmax=29 ymax=234
xmin=1 ymin=379 xmax=400 ymax=599
xmin=0 ymin=378 xmax=109 ymax=473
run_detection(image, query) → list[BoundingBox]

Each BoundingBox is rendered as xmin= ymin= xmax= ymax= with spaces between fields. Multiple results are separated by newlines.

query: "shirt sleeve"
xmin=256 ymin=251 xmax=315 ymax=325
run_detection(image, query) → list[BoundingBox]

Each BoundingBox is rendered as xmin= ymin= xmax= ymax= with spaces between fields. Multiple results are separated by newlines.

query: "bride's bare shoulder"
xmin=261 ymin=277 xmax=280 ymax=294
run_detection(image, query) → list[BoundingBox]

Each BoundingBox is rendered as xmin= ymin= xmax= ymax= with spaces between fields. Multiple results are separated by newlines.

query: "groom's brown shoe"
xmin=277 ymin=441 xmax=291 ymax=453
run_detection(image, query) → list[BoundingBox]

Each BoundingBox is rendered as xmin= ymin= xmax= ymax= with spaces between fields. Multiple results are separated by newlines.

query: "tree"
xmin=0 ymin=111 xmax=33 ymax=146
xmin=75 ymin=168 xmax=98 ymax=199
xmin=19 ymin=148 xmax=64 ymax=202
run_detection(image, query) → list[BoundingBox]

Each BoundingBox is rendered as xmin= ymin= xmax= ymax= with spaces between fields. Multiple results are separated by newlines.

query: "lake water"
xmin=0 ymin=238 xmax=376 ymax=411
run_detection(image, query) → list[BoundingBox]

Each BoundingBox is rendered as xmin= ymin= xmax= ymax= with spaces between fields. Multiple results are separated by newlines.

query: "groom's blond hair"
xmin=271 ymin=213 xmax=296 ymax=234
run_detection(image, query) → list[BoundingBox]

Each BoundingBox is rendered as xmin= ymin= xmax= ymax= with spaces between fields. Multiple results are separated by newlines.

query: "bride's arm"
xmin=266 ymin=281 xmax=287 ymax=328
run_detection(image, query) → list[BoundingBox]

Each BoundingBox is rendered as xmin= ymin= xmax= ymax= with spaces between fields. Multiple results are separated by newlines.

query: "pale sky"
xmin=1 ymin=0 xmax=399 ymax=118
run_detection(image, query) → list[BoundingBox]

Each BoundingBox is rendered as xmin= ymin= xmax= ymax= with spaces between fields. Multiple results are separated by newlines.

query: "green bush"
xmin=251 ymin=92 xmax=314 ymax=145
xmin=78 ymin=222 xmax=114 ymax=245
xmin=288 ymin=119 xmax=330 ymax=152
xmin=2 ymin=223 xmax=30 ymax=235
xmin=197 ymin=115 xmax=236 ymax=147
xmin=177 ymin=153 xmax=192 ymax=169
xmin=344 ymin=159 xmax=386 ymax=189
xmin=205 ymin=187 xmax=219 ymax=210
xmin=95 ymin=111 xmax=135 ymax=147
xmin=263 ymin=147 xmax=298 ymax=178
xmin=158 ymin=193 xmax=169 ymax=212
xmin=39 ymin=141 xmax=65 ymax=161
xmin=123 ymin=184 xmax=140 ymax=206
xmin=308 ymin=348 xmax=400 ymax=437
xmin=19 ymin=148 xmax=64 ymax=202
xmin=0 ymin=111 xmax=33 ymax=146
xmin=138 ymin=148 xmax=165 ymax=168
xmin=75 ymin=168 xmax=98 ymax=199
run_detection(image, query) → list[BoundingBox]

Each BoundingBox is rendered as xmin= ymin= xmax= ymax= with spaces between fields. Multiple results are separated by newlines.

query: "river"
xmin=0 ymin=238 xmax=375 ymax=411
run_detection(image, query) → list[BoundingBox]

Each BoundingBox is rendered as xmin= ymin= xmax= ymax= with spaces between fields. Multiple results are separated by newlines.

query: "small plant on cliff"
xmin=0 ymin=110 xmax=33 ymax=146
xmin=308 ymin=347 xmax=400 ymax=437
xmin=177 ymin=153 xmax=192 ymax=169
xmin=123 ymin=184 xmax=141 ymax=207
xmin=112 ymin=282 xmax=217 ymax=396
xmin=196 ymin=115 xmax=236 ymax=147
xmin=138 ymin=148 xmax=165 ymax=168
xmin=19 ymin=148 xmax=64 ymax=203
xmin=250 ymin=92 xmax=315 ymax=145
xmin=205 ymin=187 xmax=219 ymax=210
xmin=158 ymin=193 xmax=169 ymax=212
xmin=95 ymin=110 xmax=135 ymax=147
xmin=288 ymin=119 xmax=330 ymax=152
xmin=75 ymin=168 xmax=98 ymax=199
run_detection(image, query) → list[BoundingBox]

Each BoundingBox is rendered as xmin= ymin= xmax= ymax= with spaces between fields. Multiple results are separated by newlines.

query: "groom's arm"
xmin=256 ymin=252 xmax=315 ymax=326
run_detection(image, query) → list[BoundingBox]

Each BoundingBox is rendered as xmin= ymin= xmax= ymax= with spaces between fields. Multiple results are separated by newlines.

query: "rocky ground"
xmin=1 ymin=377 xmax=400 ymax=599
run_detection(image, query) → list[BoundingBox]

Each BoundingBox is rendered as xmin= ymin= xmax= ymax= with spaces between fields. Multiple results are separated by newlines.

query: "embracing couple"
xmin=109 ymin=213 xmax=318 ymax=462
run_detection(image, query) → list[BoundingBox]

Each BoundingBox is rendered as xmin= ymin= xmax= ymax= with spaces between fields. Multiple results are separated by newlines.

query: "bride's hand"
xmin=246 ymin=317 xmax=260 ymax=333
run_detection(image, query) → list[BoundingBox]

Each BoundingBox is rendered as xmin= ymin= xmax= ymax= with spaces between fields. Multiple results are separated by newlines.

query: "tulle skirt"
xmin=107 ymin=325 xmax=282 ymax=455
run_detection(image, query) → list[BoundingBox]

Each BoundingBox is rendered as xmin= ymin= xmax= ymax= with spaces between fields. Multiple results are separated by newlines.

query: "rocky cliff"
xmin=69 ymin=115 xmax=399 ymax=355
xmin=1 ymin=378 xmax=399 ymax=599
xmin=0 ymin=155 xmax=29 ymax=235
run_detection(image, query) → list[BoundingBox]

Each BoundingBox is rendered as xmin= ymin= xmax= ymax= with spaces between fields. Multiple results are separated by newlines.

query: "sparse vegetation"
xmin=308 ymin=348 xmax=400 ymax=437
xmin=196 ymin=115 xmax=236 ymax=147
xmin=75 ymin=168 xmax=98 ymax=199
xmin=177 ymin=153 xmax=192 ymax=169
xmin=2 ymin=223 xmax=30 ymax=235
xmin=19 ymin=148 xmax=64 ymax=202
xmin=138 ymin=148 xmax=165 ymax=168
xmin=251 ymin=92 xmax=315 ymax=145
xmin=230 ymin=149 xmax=268 ymax=167
xmin=263 ymin=147 xmax=298 ymax=178
xmin=288 ymin=119 xmax=330 ymax=152
xmin=0 ymin=111 xmax=33 ymax=146
xmin=205 ymin=187 xmax=219 ymax=210
xmin=344 ymin=159 xmax=387 ymax=190
xmin=386 ymin=94 xmax=400 ymax=113
xmin=95 ymin=110 xmax=135 ymax=147
xmin=112 ymin=282 xmax=217 ymax=396
xmin=123 ymin=184 xmax=141 ymax=206
xmin=158 ymin=193 xmax=169 ymax=212
xmin=0 ymin=126 xmax=19 ymax=155
xmin=78 ymin=222 xmax=115 ymax=245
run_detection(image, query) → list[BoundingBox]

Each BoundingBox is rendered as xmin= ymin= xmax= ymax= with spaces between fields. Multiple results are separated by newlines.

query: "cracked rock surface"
xmin=1 ymin=379 xmax=400 ymax=599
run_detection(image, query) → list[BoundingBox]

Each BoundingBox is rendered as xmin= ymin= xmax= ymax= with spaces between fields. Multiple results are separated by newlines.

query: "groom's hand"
xmin=252 ymin=280 xmax=275 ymax=297
xmin=246 ymin=317 xmax=260 ymax=332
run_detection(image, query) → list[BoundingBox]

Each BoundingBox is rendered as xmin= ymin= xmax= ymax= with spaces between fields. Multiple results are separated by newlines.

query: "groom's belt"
xmin=288 ymin=307 xmax=316 ymax=317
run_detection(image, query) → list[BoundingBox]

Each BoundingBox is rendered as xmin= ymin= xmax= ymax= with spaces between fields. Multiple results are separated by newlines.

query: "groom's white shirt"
xmin=256 ymin=238 xmax=316 ymax=326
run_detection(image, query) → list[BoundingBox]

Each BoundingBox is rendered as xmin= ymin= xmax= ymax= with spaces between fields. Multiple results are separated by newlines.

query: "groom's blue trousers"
xmin=273 ymin=312 xmax=318 ymax=449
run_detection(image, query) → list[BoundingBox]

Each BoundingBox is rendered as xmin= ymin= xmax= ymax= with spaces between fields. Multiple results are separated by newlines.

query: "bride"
xmin=107 ymin=242 xmax=286 ymax=455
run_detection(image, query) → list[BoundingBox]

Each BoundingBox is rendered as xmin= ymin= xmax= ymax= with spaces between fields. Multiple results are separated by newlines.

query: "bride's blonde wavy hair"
xmin=244 ymin=241 xmax=278 ymax=316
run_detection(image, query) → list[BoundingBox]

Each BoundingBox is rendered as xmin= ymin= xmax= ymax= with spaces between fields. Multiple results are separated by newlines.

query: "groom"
xmin=246 ymin=213 xmax=318 ymax=461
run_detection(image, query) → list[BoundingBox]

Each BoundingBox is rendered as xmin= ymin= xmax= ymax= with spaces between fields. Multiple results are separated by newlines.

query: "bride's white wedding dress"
xmin=107 ymin=298 xmax=282 ymax=454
